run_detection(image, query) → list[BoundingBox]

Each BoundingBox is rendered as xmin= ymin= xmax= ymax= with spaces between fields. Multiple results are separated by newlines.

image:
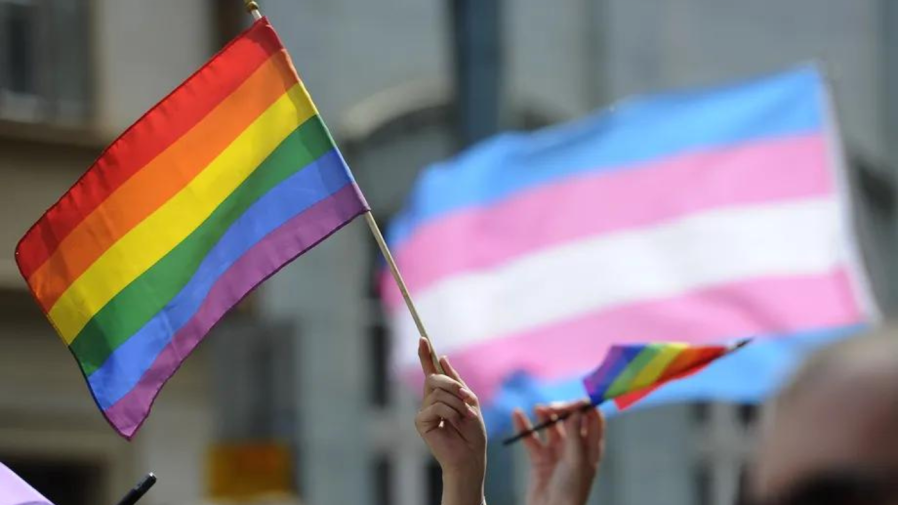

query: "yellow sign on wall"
xmin=207 ymin=443 xmax=294 ymax=500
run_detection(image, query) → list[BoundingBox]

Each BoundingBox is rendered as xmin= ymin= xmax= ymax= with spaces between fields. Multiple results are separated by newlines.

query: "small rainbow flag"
xmin=14 ymin=18 xmax=369 ymax=438
xmin=582 ymin=340 xmax=748 ymax=410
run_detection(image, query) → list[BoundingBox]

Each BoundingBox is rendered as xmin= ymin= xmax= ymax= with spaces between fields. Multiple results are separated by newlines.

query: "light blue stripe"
xmin=484 ymin=324 xmax=864 ymax=436
xmin=90 ymin=149 xmax=352 ymax=409
xmin=389 ymin=66 xmax=825 ymax=250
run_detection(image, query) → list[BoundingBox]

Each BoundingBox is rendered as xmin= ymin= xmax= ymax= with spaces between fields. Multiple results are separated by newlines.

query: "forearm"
xmin=441 ymin=467 xmax=486 ymax=505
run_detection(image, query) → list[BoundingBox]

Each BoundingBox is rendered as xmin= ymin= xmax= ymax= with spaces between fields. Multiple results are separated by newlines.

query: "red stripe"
xmin=15 ymin=18 xmax=283 ymax=279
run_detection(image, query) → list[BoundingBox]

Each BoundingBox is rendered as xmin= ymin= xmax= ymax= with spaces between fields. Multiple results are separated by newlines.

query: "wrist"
xmin=442 ymin=464 xmax=485 ymax=505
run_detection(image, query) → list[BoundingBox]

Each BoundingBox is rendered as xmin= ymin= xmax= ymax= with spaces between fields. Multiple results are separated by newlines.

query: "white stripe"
xmin=391 ymin=197 xmax=846 ymax=367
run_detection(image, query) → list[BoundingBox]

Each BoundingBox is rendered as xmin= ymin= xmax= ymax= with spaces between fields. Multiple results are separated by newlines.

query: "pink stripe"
xmin=102 ymin=185 xmax=367 ymax=439
xmin=402 ymin=269 xmax=861 ymax=402
xmin=384 ymin=134 xmax=832 ymax=309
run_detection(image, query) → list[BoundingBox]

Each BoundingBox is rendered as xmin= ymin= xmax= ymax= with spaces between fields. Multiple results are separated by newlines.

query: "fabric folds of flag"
xmin=383 ymin=65 xmax=875 ymax=433
xmin=14 ymin=18 xmax=369 ymax=438
xmin=583 ymin=341 xmax=746 ymax=411
xmin=0 ymin=463 xmax=53 ymax=505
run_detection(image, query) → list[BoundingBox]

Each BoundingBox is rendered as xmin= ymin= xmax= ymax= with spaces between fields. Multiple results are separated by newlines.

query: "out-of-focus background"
xmin=0 ymin=1 xmax=895 ymax=505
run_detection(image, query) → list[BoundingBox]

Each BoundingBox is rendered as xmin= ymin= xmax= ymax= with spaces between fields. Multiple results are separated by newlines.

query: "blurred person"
xmin=747 ymin=329 xmax=898 ymax=505
xmin=414 ymin=337 xmax=606 ymax=505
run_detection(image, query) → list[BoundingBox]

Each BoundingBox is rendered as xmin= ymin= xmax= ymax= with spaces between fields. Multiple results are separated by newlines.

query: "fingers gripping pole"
xmin=363 ymin=212 xmax=443 ymax=373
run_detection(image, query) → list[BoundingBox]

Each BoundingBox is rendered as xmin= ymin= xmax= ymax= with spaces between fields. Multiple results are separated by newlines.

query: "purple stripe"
xmin=582 ymin=345 xmax=644 ymax=401
xmin=582 ymin=346 xmax=626 ymax=394
xmin=102 ymin=185 xmax=367 ymax=438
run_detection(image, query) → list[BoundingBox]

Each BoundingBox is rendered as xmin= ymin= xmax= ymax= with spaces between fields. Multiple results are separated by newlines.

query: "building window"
xmin=366 ymin=228 xmax=392 ymax=408
xmin=693 ymin=402 xmax=710 ymax=423
xmin=0 ymin=0 xmax=92 ymax=125
xmin=695 ymin=462 xmax=712 ymax=505
xmin=692 ymin=403 xmax=759 ymax=505
xmin=737 ymin=404 xmax=758 ymax=427
xmin=3 ymin=1 xmax=34 ymax=94
xmin=372 ymin=454 xmax=393 ymax=505
xmin=368 ymin=320 xmax=391 ymax=407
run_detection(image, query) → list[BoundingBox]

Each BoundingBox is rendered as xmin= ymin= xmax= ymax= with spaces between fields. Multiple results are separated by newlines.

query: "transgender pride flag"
xmin=383 ymin=66 xmax=876 ymax=430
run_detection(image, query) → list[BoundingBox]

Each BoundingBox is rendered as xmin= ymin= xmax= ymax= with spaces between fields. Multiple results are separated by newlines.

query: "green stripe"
xmin=605 ymin=344 xmax=663 ymax=398
xmin=70 ymin=116 xmax=334 ymax=375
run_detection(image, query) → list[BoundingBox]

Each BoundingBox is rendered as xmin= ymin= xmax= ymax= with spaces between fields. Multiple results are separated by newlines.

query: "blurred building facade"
xmin=1 ymin=2 xmax=896 ymax=505
xmin=0 ymin=2 xmax=226 ymax=505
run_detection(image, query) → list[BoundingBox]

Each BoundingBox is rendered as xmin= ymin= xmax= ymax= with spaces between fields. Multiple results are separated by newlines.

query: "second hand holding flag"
xmin=503 ymin=340 xmax=750 ymax=445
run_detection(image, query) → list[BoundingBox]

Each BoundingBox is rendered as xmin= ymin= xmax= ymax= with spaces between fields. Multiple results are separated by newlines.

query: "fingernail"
xmin=459 ymin=388 xmax=473 ymax=398
xmin=467 ymin=406 xmax=477 ymax=418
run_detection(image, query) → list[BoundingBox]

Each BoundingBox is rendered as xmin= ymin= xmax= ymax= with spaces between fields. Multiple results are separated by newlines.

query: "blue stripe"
xmin=389 ymin=66 xmax=825 ymax=250
xmin=484 ymin=324 xmax=864 ymax=436
xmin=89 ymin=149 xmax=352 ymax=409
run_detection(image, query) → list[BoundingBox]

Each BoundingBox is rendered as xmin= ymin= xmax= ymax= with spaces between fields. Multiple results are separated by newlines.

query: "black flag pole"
xmin=502 ymin=401 xmax=595 ymax=446
xmin=114 ymin=473 xmax=157 ymax=505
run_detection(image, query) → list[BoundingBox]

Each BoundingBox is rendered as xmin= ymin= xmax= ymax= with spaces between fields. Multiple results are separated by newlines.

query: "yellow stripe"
xmin=628 ymin=343 xmax=688 ymax=390
xmin=49 ymin=84 xmax=317 ymax=343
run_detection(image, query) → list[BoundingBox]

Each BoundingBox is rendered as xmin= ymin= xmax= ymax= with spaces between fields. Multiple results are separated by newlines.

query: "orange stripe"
xmin=28 ymin=50 xmax=298 ymax=311
xmin=657 ymin=347 xmax=724 ymax=382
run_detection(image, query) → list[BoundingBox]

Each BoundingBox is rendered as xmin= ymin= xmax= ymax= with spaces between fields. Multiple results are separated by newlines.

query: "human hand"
xmin=513 ymin=401 xmax=605 ymax=505
xmin=414 ymin=338 xmax=487 ymax=505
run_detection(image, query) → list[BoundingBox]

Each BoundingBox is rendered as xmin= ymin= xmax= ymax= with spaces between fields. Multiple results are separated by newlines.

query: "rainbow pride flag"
xmin=583 ymin=341 xmax=747 ymax=411
xmin=15 ymin=18 xmax=369 ymax=438
xmin=384 ymin=66 xmax=875 ymax=433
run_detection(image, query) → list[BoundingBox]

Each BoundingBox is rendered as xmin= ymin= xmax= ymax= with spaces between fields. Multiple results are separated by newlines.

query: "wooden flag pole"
xmin=241 ymin=1 xmax=443 ymax=373
xmin=364 ymin=212 xmax=444 ymax=374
